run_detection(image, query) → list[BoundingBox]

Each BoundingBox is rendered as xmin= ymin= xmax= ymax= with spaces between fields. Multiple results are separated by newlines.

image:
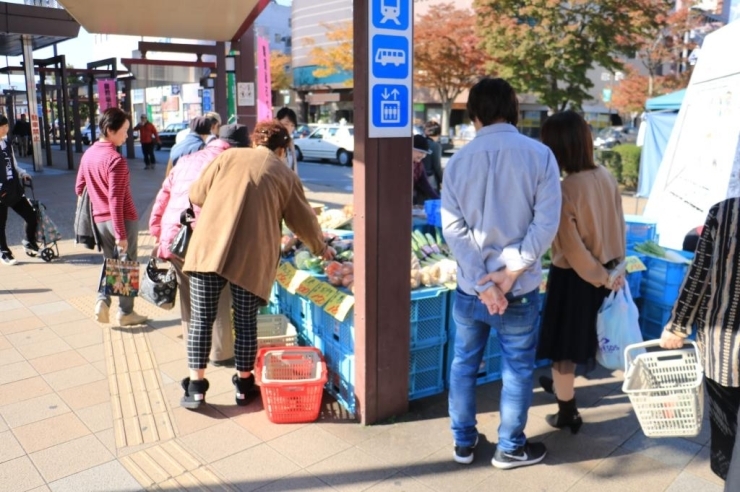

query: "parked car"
xmin=293 ymin=124 xmax=318 ymax=139
xmin=158 ymin=122 xmax=189 ymax=148
xmin=80 ymin=124 xmax=138 ymax=145
xmin=593 ymin=126 xmax=637 ymax=149
xmin=294 ymin=125 xmax=354 ymax=166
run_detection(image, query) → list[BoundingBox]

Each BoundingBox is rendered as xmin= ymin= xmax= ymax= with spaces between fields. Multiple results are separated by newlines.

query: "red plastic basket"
xmin=255 ymin=346 xmax=327 ymax=424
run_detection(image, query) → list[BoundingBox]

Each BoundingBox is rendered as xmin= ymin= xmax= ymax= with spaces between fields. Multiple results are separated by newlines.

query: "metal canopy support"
xmin=352 ymin=0 xmax=412 ymax=424
xmin=215 ymin=42 xmax=228 ymax=121
xmin=59 ymin=59 xmax=73 ymax=169
xmin=86 ymin=58 xmax=117 ymax=146
xmin=21 ymin=35 xmax=43 ymax=172
xmin=35 ymin=54 xmax=74 ymax=169
xmin=235 ymin=27 xmax=257 ymax=132
xmin=121 ymin=78 xmax=135 ymax=159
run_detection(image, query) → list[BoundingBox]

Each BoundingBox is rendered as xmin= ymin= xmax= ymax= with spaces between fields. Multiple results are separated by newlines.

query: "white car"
xmin=294 ymin=125 xmax=354 ymax=166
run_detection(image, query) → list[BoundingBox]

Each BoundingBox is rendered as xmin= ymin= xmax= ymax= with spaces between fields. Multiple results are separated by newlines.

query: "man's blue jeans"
xmin=448 ymin=288 xmax=540 ymax=453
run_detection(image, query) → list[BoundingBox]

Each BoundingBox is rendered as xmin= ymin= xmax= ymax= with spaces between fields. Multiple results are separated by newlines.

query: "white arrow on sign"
xmin=381 ymin=88 xmax=401 ymax=100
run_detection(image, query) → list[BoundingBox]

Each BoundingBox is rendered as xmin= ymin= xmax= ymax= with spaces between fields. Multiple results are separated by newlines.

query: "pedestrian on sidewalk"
xmin=13 ymin=114 xmax=31 ymax=158
xmin=661 ymin=197 xmax=740 ymax=491
xmin=0 ymin=115 xmax=39 ymax=266
xmin=443 ymin=77 xmax=561 ymax=469
xmin=422 ymin=120 xmax=444 ymax=193
xmin=167 ymin=112 xmax=221 ymax=175
xmin=75 ymin=108 xmax=147 ymax=327
xmin=133 ymin=115 xmax=161 ymax=170
xmin=179 ymin=119 xmax=334 ymax=410
xmin=412 ymin=134 xmax=439 ymax=206
xmin=149 ymin=134 xmax=246 ymax=367
xmin=276 ymin=107 xmax=298 ymax=173
xmin=535 ymin=110 xmax=627 ymax=434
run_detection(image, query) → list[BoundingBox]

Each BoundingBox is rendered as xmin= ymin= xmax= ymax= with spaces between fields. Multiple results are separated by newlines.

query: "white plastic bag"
xmin=596 ymin=282 xmax=644 ymax=371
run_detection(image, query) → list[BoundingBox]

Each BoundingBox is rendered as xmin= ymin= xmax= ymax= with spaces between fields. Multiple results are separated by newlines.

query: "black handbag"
xmin=168 ymin=205 xmax=195 ymax=259
xmin=140 ymin=258 xmax=177 ymax=310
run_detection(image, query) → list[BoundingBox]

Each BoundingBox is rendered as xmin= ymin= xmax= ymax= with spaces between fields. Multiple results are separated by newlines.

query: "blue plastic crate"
xmin=639 ymin=317 xmax=664 ymax=341
xmin=274 ymin=285 xmax=294 ymax=321
xmin=640 ymin=249 xmax=694 ymax=305
xmin=322 ymin=339 xmax=356 ymax=413
xmin=409 ymin=343 xmax=446 ymax=400
xmin=311 ymin=304 xmax=355 ymax=352
xmin=410 ymin=287 xmax=448 ymax=349
xmin=625 ymin=215 xmax=658 ymax=246
xmin=424 ymin=199 xmax=442 ymax=227
xmin=627 ymin=271 xmax=643 ymax=300
xmin=640 ymin=299 xmax=674 ymax=327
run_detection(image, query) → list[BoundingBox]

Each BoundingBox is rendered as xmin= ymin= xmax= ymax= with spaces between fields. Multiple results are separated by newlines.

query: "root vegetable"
xmin=342 ymin=275 xmax=354 ymax=287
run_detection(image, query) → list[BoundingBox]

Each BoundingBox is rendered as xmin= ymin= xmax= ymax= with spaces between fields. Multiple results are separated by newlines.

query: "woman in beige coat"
xmin=180 ymin=120 xmax=334 ymax=410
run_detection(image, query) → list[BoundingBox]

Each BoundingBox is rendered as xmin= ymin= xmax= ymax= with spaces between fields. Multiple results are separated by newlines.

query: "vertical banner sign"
xmin=97 ymin=80 xmax=118 ymax=111
xmin=30 ymin=114 xmax=41 ymax=143
xmin=257 ymin=36 xmax=273 ymax=121
xmin=368 ymin=0 xmax=413 ymax=138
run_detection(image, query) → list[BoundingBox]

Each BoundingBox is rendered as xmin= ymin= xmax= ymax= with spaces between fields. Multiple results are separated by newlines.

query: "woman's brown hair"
xmin=540 ymin=110 xmax=596 ymax=175
xmin=98 ymin=107 xmax=131 ymax=137
xmin=251 ymin=120 xmax=291 ymax=152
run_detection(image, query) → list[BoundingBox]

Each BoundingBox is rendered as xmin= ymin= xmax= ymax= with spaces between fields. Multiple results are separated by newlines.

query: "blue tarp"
xmin=645 ymin=89 xmax=686 ymax=111
xmin=637 ymin=111 xmax=679 ymax=197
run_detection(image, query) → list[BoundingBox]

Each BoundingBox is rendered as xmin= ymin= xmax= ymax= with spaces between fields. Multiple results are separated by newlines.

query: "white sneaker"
xmin=117 ymin=312 xmax=148 ymax=326
xmin=95 ymin=300 xmax=110 ymax=324
xmin=1 ymin=250 xmax=17 ymax=265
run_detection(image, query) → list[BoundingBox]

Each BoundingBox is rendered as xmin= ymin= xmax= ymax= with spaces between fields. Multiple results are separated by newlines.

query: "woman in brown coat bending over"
xmin=180 ymin=120 xmax=334 ymax=409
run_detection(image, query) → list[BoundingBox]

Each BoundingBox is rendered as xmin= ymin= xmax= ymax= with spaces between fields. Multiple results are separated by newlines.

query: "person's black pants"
xmin=0 ymin=198 xmax=38 ymax=251
xmin=726 ymin=400 xmax=740 ymax=491
xmin=141 ymin=143 xmax=156 ymax=166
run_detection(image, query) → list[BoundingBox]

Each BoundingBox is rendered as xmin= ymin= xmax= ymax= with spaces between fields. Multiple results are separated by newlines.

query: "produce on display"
xmin=411 ymin=228 xmax=457 ymax=289
xmin=316 ymin=205 xmax=354 ymax=230
xmin=634 ymin=241 xmax=691 ymax=264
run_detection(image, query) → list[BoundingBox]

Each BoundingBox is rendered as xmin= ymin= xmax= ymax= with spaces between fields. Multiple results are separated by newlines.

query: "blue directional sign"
xmin=202 ymin=89 xmax=212 ymax=112
xmin=372 ymin=85 xmax=409 ymax=128
xmin=371 ymin=35 xmax=409 ymax=80
xmin=368 ymin=0 xmax=412 ymax=138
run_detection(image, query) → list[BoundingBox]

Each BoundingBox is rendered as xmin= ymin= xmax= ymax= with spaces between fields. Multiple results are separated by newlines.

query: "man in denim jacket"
xmin=442 ymin=78 xmax=561 ymax=469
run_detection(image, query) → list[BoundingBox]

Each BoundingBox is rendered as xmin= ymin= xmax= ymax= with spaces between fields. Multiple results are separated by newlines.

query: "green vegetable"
xmin=634 ymin=241 xmax=667 ymax=258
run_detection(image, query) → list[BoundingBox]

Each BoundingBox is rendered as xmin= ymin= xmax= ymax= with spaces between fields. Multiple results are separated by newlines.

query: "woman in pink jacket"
xmin=150 ymin=129 xmax=246 ymax=366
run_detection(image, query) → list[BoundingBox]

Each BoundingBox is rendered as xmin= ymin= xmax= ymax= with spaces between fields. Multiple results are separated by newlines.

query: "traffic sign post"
xmin=368 ymin=0 xmax=412 ymax=138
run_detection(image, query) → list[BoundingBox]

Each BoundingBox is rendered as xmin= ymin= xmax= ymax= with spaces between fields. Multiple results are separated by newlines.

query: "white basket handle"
xmin=624 ymin=339 xmax=702 ymax=374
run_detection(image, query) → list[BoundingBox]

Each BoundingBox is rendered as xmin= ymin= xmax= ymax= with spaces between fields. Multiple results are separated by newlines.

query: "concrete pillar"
xmin=215 ymin=41 xmax=228 ymax=122
xmin=21 ymin=35 xmax=43 ymax=172
xmin=236 ymin=28 xmax=257 ymax=132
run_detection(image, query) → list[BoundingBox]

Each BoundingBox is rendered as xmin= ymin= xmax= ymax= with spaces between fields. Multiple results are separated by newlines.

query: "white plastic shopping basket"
xmin=622 ymin=340 xmax=704 ymax=438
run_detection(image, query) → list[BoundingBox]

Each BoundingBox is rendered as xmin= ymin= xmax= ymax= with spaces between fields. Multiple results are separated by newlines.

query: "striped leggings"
xmin=187 ymin=272 xmax=261 ymax=372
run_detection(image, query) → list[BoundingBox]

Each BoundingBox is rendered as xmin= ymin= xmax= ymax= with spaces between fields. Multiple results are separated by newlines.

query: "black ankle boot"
xmin=180 ymin=378 xmax=209 ymax=410
xmin=545 ymin=398 xmax=582 ymax=434
xmin=539 ymin=376 xmax=556 ymax=396
xmin=233 ymin=374 xmax=257 ymax=407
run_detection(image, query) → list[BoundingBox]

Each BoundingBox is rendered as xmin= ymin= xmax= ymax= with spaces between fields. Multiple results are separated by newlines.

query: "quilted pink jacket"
xmin=149 ymin=139 xmax=231 ymax=259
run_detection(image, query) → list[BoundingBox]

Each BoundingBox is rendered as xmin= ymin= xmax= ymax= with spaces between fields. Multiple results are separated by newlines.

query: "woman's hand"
xmin=321 ymin=246 xmax=336 ymax=261
xmin=608 ymin=274 xmax=626 ymax=291
xmin=660 ymin=328 xmax=685 ymax=350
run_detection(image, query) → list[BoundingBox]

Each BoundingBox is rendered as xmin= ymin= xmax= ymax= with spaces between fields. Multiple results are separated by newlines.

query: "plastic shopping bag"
xmin=596 ymin=283 xmax=644 ymax=371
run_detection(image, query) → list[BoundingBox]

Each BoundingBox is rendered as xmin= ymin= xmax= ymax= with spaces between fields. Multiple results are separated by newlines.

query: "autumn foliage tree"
xmin=475 ymin=0 xmax=673 ymax=112
xmin=308 ymin=21 xmax=353 ymax=87
xmin=414 ymin=3 xmax=488 ymax=134
xmin=270 ymin=50 xmax=292 ymax=92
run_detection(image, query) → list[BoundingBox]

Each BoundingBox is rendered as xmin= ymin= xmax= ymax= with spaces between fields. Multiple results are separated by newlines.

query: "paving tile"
xmin=17 ymin=292 xmax=63 ymax=308
xmin=621 ymin=430 xmax=703 ymax=468
xmin=0 ymin=299 xmax=23 ymax=312
xmin=0 ymin=416 xmax=6 ymax=433
xmin=0 ymin=348 xmax=25 ymax=366
xmin=6 ymin=327 xmax=59 ymax=348
xmin=170 ymin=405 xmax=227 ymax=436
xmin=683 ymin=446 xmax=726 ymax=487
xmin=306 ymin=446 xmax=397 ymax=492
xmin=76 ymin=344 xmax=105 ymax=363
xmin=252 ymin=469 xmax=332 ymax=492
xmin=666 ymin=470 xmax=724 ymax=492
xmin=357 ymin=417 xmax=451 ymax=467
xmin=0 ymin=315 xmax=45 ymax=335
xmin=179 ymin=420 xmax=262 ymax=463
xmin=74 ymin=402 xmax=113 ymax=433
xmin=63 ymin=330 xmax=103 ymax=350
xmin=0 ymin=430 xmax=26 ymax=464
xmin=57 ymin=379 xmax=110 ymax=410
xmin=268 ymin=425 xmax=352 ymax=468
xmin=28 ymin=350 xmax=88 ymax=375
xmin=16 ymin=338 xmax=74 ymax=361
xmin=120 ymin=440 xmax=203 ymax=487
xmin=29 ymin=434 xmax=114 ymax=483
xmin=231 ymin=400 xmax=308 ymax=442
xmin=94 ymin=429 xmax=117 ymax=456
xmin=0 ymin=361 xmax=37 ymax=386
xmin=27 ymin=486 xmax=52 ymax=492
xmin=37 ymin=308 xmax=88 ymax=326
xmin=568 ymin=447 xmax=681 ymax=492
xmin=361 ymin=472 xmax=435 ymax=492
xmin=0 ymin=393 xmax=71 ymax=428
xmin=150 ymin=340 xmax=187 ymax=365
xmin=47 ymin=460 xmax=143 ymax=492
xmin=49 ymin=319 xmax=101 ymax=338
xmin=29 ymin=301 xmax=77 ymax=317
xmin=0 ymin=376 xmax=53 ymax=407
xmin=0 ymin=336 xmax=10 ymax=351
xmin=404 ymin=444 xmax=498 ymax=492
xmin=212 ymin=444 xmax=301 ymax=492
xmin=315 ymin=419 xmax=388 ymax=446
xmin=0 ymin=456 xmax=45 ymax=492
xmin=43 ymin=363 xmax=105 ymax=391
xmin=13 ymin=412 xmax=91 ymax=454
xmin=468 ymin=471 xmax=540 ymax=492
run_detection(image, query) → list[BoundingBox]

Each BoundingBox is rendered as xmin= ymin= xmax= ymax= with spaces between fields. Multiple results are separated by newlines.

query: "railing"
xmin=23 ymin=0 xmax=63 ymax=8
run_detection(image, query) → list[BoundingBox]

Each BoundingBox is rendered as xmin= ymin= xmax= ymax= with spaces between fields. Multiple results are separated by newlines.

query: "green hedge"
xmin=595 ymin=144 xmax=641 ymax=189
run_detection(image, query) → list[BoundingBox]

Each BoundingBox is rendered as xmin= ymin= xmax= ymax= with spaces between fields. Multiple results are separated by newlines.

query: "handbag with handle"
xmin=169 ymin=205 xmax=195 ymax=259
xmin=98 ymin=252 xmax=140 ymax=298
xmin=140 ymin=257 xmax=177 ymax=310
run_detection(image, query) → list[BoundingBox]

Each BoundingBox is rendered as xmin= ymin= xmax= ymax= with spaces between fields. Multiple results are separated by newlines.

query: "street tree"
xmin=414 ymin=3 xmax=488 ymax=134
xmin=475 ymin=0 xmax=673 ymax=112
xmin=270 ymin=50 xmax=292 ymax=92
xmin=308 ymin=21 xmax=353 ymax=87
xmin=611 ymin=66 xmax=650 ymax=115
